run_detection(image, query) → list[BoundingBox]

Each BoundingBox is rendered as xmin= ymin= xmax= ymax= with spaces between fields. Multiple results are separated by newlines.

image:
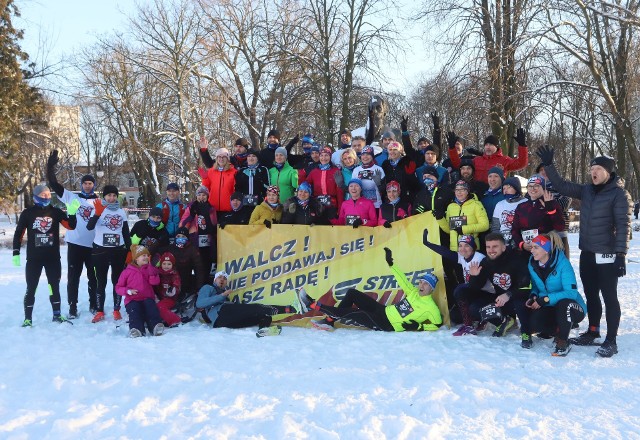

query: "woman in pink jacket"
xmin=331 ymin=178 xmax=377 ymax=227
xmin=115 ymin=245 xmax=164 ymax=338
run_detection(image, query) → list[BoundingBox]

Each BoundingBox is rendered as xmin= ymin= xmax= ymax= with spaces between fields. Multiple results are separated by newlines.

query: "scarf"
xmin=267 ymin=143 xmax=280 ymax=150
xmin=423 ymin=177 xmax=437 ymax=191
xmin=274 ymin=163 xmax=284 ymax=171
xmin=361 ymin=161 xmax=374 ymax=169
xmin=389 ymin=158 xmax=400 ymax=167
xmin=297 ymin=198 xmax=310 ymax=207
xmin=268 ymin=202 xmax=280 ymax=209
xmin=33 ymin=195 xmax=51 ymax=207
xmin=319 ymin=163 xmax=331 ymax=171
xmin=105 ymin=200 xmax=120 ymax=211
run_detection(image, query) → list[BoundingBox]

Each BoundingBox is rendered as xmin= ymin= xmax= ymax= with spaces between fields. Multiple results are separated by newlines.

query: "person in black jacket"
xmin=281 ymin=182 xmax=324 ymax=225
xmin=537 ymin=146 xmax=632 ymax=357
xmin=381 ymin=141 xmax=419 ymax=203
xmin=129 ymin=206 xmax=170 ymax=258
xmin=257 ymin=129 xmax=299 ymax=168
xmin=13 ymin=184 xmax=78 ymax=326
xmin=235 ymin=149 xmax=270 ymax=215
xmin=465 ymin=233 xmax=532 ymax=348
xmin=218 ymin=192 xmax=252 ymax=227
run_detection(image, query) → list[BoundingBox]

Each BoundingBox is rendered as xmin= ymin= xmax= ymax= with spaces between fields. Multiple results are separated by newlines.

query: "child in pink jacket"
xmin=155 ymin=252 xmax=182 ymax=327
xmin=115 ymin=245 xmax=164 ymax=338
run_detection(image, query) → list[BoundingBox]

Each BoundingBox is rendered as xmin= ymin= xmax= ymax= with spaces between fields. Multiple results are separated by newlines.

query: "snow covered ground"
xmin=1 ymin=220 xmax=640 ymax=439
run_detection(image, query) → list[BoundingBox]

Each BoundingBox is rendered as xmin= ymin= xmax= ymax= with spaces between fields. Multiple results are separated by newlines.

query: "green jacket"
xmin=269 ymin=163 xmax=298 ymax=202
xmin=385 ymin=264 xmax=443 ymax=331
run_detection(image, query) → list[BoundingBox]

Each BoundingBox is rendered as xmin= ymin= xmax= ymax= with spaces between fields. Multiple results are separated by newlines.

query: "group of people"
xmin=12 ymin=117 xmax=632 ymax=356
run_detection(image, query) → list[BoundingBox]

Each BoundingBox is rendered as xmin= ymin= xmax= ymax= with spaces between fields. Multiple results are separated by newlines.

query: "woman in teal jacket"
xmin=526 ymin=232 xmax=587 ymax=356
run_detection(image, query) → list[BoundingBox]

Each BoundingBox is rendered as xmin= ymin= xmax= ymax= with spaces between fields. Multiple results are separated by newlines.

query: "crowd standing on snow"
xmin=12 ymin=114 xmax=632 ymax=358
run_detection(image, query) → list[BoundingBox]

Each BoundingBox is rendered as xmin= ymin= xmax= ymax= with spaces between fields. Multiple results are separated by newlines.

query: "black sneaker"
xmin=521 ymin=333 xmax=532 ymax=349
xmin=68 ymin=305 xmax=79 ymax=320
xmin=53 ymin=315 xmax=73 ymax=325
xmin=492 ymin=317 xmax=515 ymax=337
xmin=552 ymin=342 xmax=572 ymax=357
xmin=569 ymin=330 xmax=601 ymax=346
xmin=596 ymin=340 xmax=618 ymax=358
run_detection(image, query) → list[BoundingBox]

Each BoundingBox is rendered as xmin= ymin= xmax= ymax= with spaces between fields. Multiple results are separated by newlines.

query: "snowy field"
xmin=1 ymin=220 xmax=640 ymax=439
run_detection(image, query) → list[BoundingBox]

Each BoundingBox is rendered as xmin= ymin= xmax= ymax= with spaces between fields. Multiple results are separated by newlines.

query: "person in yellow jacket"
xmin=438 ymin=180 xmax=490 ymax=251
xmin=249 ymin=185 xmax=283 ymax=227
xmin=297 ymin=247 xmax=442 ymax=331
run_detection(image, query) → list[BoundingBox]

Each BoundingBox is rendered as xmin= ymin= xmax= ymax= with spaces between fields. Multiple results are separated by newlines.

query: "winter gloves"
xmin=400 ymin=116 xmax=409 ymax=134
xmin=93 ymin=199 xmax=106 ymax=216
xmin=446 ymin=132 xmax=458 ymax=150
xmin=66 ymin=199 xmax=81 ymax=216
xmin=536 ymin=145 xmax=555 ymax=166
xmin=351 ymin=218 xmax=363 ymax=228
xmin=384 ymin=247 xmax=394 ymax=266
xmin=615 ymin=253 xmax=626 ymax=277
xmin=12 ymin=255 xmax=20 ymax=267
xmin=513 ymin=128 xmax=527 ymax=146
xmin=422 ymin=229 xmax=430 ymax=246
xmin=47 ymin=150 xmax=59 ymax=170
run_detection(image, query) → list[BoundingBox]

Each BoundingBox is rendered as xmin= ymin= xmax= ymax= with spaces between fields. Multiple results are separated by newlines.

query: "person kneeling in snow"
xmin=301 ymin=247 xmax=442 ymax=332
xmin=526 ymin=232 xmax=587 ymax=357
xmin=115 ymin=245 xmax=165 ymax=338
xmin=195 ymin=271 xmax=307 ymax=337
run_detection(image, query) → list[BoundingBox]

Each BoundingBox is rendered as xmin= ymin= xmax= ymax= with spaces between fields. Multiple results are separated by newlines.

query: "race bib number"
xmin=394 ymin=298 xmax=414 ymax=318
xmin=345 ymin=215 xmax=360 ymax=225
xmin=35 ymin=233 xmax=54 ymax=247
xmin=595 ymin=253 xmax=616 ymax=264
xmin=449 ymin=215 xmax=467 ymax=230
xmin=102 ymin=233 xmax=120 ymax=247
xmin=198 ymin=234 xmax=211 ymax=247
xmin=317 ymin=195 xmax=332 ymax=206
xmin=521 ymin=229 xmax=538 ymax=242
xmin=243 ymin=195 xmax=258 ymax=206
xmin=479 ymin=304 xmax=502 ymax=321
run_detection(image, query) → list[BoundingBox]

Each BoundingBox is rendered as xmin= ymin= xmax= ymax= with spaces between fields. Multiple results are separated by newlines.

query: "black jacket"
xmin=281 ymin=197 xmax=325 ymax=225
xmin=469 ymin=249 xmax=531 ymax=296
xmin=545 ymin=165 xmax=632 ymax=254
xmin=235 ymin=165 xmax=271 ymax=201
xmin=13 ymin=204 xmax=77 ymax=258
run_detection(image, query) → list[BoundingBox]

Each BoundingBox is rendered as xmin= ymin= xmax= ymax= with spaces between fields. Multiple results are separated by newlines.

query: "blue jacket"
xmin=481 ymin=188 xmax=505 ymax=218
xmin=528 ymin=250 xmax=587 ymax=312
xmin=196 ymin=284 xmax=229 ymax=324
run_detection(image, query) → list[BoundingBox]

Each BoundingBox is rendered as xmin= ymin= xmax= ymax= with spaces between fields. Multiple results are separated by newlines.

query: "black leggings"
xmin=67 ymin=243 xmax=97 ymax=310
xmin=24 ymin=258 xmax=62 ymax=320
xmin=316 ymin=288 xmax=394 ymax=331
xmin=580 ymin=251 xmax=621 ymax=340
xmin=454 ymin=283 xmax=531 ymax=333
xmin=92 ymin=246 xmax=127 ymax=312
xmin=214 ymin=303 xmax=289 ymax=329
xmin=530 ymin=299 xmax=585 ymax=341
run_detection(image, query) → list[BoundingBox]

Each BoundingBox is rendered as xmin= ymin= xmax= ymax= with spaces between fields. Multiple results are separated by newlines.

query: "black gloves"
xmin=352 ymin=218 xmax=363 ymax=228
xmin=219 ymin=223 xmax=226 ymax=229
xmin=264 ymin=219 xmax=272 ymax=229
xmin=400 ymin=116 xmax=409 ymax=133
xmin=402 ymin=320 xmax=422 ymax=331
xmin=384 ymin=247 xmax=394 ymax=266
xmin=536 ymin=145 xmax=555 ymax=166
xmin=535 ymin=296 xmax=549 ymax=307
xmin=454 ymin=226 xmax=464 ymax=236
xmin=383 ymin=221 xmax=392 ymax=229
xmin=423 ymin=229 xmax=430 ymax=246
xmin=431 ymin=112 xmax=440 ymax=130
xmin=513 ymin=127 xmax=527 ymax=146
xmin=615 ymin=253 xmax=626 ymax=277
xmin=446 ymin=131 xmax=457 ymax=150
xmin=47 ymin=150 xmax=59 ymax=170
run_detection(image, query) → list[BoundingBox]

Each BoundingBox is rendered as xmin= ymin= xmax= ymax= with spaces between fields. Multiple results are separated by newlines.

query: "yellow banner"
xmin=218 ymin=214 xmax=450 ymax=328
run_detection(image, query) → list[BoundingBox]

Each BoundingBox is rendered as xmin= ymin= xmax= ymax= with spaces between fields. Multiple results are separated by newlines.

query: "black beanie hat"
xmin=81 ymin=174 xmax=96 ymax=184
xmin=484 ymin=135 xmax=500 ymax=147
xmin=590 ymin=156 xmax=615 ymax=174
xmin=503 ymin=176 xmax=522 ymax=194
xmin=267 ymin=129 xmax=281 ymax=140
xmin=102 ymin=185 xmax=118 ymax=197
xmin=149 ymin=207 xmax=163 ymax=218
xmin=176 ymin=226 xmax=189 ymax=237
xmin=460 ymin=159 xmax=475 ymax=172
xmin=234 ymin=137 xmax=250 ymax=148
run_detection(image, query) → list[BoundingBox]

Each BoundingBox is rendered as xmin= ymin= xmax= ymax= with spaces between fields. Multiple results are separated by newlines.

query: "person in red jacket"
xmin=331 ymin=179 xmax=377 ymax=227
xmin=115 ymin=245 xmax=164 ymax=337
xmin=446 ymin=129 xmax=529 ymax=183
xmin=512 ymin=174 xmax=565 ymax=253
xmin=199 ymin=144 xmax=238 ymax=213
xmin=154 ymin=252 xmax=182 ymax=327
xmin=306 ymin=147 xmax=344 ymax=221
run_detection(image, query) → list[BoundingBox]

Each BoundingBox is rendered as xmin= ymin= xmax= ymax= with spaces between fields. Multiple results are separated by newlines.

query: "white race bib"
xmin=198 ymin=234 xmax=211 ymax=247
xmin=595 ymin=253 xmax=615 ymax=264
xmin=521 ymin=229 xmax=538 ymax=242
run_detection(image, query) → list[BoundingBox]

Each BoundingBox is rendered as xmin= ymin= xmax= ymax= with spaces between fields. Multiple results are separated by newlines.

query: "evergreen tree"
xmin=0 ymin=0 xmax=45 ymax=199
